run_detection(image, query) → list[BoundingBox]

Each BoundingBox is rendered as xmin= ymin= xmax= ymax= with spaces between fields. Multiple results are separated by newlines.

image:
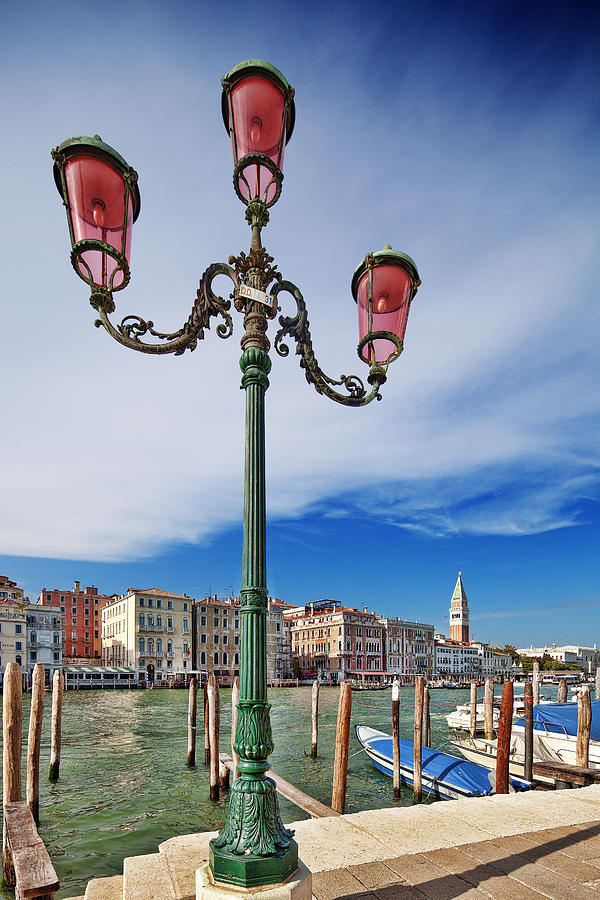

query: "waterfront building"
xmin=434 ymin=635 xmax=480 ymax=678
xmin=379 ymin=617 xmax=435 ymax=680
xmin=286 ymin=599 xmax=385 ymax=684
xmin=192 ymin=595 xmax=293 ymax=683
xmin=101 ymin=588 xmax=193 ymax=683
xmin=39 ymin=581 xmax=114 ymax=660
xmin=517 ymin=643 xmax=600 ymax=672
xmin=0 ymin=600 xmax=28 ymax=681
xmin=449 ymin=571 xmax=469 ymax=643
xmin=0 ymin=575 xmax=25 ymax=603
xmin=26 ymin=603 xmax=62 ymax=682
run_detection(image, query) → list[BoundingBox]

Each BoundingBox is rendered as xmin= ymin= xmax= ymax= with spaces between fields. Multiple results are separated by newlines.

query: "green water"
xmin=0 ymin=684 xmax=556 ymax=898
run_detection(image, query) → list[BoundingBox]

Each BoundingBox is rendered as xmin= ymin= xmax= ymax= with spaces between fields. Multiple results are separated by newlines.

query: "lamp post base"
xmin=209 ymin=841 xmax=299 ymax=889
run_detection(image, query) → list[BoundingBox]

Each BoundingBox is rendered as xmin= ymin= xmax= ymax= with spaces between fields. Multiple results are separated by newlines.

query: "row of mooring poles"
xmin=2 ymin=663 xmax=64 ymax=876
xmin=190 ymin=675 xmax=237 ymax=799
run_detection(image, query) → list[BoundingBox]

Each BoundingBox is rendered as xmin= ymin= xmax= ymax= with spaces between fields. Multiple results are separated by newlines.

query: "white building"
xmin=434 ymin=636 xmax=480 ymax=678
xmin=518 ymin=644 xmax=600 ymax=671
xmin=26 ymin=604 xmax=62 ymax=683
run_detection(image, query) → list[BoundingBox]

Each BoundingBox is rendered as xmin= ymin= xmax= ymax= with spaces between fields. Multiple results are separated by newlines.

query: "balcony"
xmin=139 ymin=623 xmax=164 ymax=633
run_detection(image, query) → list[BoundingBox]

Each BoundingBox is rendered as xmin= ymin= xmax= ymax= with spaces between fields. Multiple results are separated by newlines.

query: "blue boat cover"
xmin=515 ymin=700 xmax=600 ymax=739
xmin=364 ymin=733 xmax=527 ymax=796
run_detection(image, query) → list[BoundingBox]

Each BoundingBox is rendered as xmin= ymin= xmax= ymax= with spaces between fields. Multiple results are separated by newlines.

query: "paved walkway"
xmin=311 ymin=821 xmax=600 ymax=899
xmin=75 ymin=784 xmax=600 ymax=899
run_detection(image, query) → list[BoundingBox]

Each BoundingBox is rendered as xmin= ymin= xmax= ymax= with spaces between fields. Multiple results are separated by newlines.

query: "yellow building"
xmin=102 ymin=587 xmax=193 ymax=683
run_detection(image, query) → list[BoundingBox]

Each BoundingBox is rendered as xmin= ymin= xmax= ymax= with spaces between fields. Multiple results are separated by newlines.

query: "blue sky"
xmin=0 ymin=0 xmax=598 ymax=648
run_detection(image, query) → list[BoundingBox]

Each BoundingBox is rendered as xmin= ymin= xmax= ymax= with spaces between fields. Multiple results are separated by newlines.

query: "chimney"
xmin=74 ymin=580 xmax=80 ymax=594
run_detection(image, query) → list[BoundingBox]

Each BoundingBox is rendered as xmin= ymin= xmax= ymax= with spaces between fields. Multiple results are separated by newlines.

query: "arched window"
xmin=214 ymin=652 xmax=219 ymax=665
xmin=223 ymin=652 xmax=228 ymax=665
xmin=15 ymin=656 xmax=22 ymax=666
xmin=200 ymin=651 xmax=206 ymax=666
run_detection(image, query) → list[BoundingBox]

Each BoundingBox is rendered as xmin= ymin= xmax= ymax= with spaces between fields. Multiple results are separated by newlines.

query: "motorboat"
xmin=511 ymin=700 xmax=600 ymax=768
xmin=356 ymin=724 xmax=531 ymax=800
xmin=445 ymin=702 xmax=499 ymax=732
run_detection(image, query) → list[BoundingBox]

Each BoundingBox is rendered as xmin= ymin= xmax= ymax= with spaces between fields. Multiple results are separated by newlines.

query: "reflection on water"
xmin=0 ymin=684 xmax=556 ymax=898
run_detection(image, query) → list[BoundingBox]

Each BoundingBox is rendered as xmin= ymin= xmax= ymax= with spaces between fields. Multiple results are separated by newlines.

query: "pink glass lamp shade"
xmin=52 ymin=136 xmax=140 ymax=291
xmin=222 ymin=60 xmax=295 ymax=206
xmin=352 ymin=246 xmax=420 ymax=365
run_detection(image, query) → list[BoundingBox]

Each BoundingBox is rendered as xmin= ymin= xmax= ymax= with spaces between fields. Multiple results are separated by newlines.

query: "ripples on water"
xmin=0 ymin=684 xmax=557 ymax=898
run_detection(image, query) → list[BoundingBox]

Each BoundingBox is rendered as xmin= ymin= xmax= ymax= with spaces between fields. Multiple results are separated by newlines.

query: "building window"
xmin=157 ymin=599 xmax=162 ymax=609
xmin=214 ymin=635 xmax=219 ymax=644
xmin=167 ymin=616 xmax=173 ymax=629
xmin=139 ymin=639 xmax=145 ymax=653
xmin=200 ymin=651 xmax=206 ymax=666
xmin=156 ymin=616 xmax=162 ymax=627
xmin=183 ymin=602 xmax=188 ymax=611
xmin=234 ymin=635 xmax=239 ymax=645
xmin=167 ymin=601 xmax=173 ymax=610
xmin=53 ymin=652 xmax=60 ymax=663
xmin=214 ymin=652 xmax=219 ymax=665
xmin=30 ymin=651 xmax=37 ymax=661
xmin=15 ymin=624 xmax=22 ymax=635
xmin=183 ymin=617 xmax=189 ymax=632
xmin=214 ymin=617 xmax=219 ymax=627
xmin=148 ymin=598 xmax=154 ymax=608
xmin=201 ymin=616 xmax=206 ymax=626
xmin=201 ymin=634 xmax=206 ymax=644
xmin=157 ymin=639 xmax=162 ymax=653
xmin=15 ymin=655 xmax=21 ymax=666
xmin=234 ymin=653 xmax=239 ymax=665
xmin=223 ymin=652 xmax=228 ymax=665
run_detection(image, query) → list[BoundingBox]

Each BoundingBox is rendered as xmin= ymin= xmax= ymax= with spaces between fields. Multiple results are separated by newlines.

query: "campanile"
xmin=449 ymin=571 xmax=469 ymax=643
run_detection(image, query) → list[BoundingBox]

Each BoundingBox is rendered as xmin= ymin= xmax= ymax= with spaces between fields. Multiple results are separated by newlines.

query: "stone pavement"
xmin=72 ymin=784 xmax=600 ymax=899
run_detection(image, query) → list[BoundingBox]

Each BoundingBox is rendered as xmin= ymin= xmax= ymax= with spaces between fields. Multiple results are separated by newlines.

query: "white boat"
xmin=445 ymin=702 xmax=499 ymax=732
xmin=450 ymin=732 xmax=563 ymax=785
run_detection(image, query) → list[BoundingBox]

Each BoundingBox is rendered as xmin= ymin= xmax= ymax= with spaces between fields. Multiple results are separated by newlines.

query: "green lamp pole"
xmin=51 ymin=59 xmax=420 ymax=889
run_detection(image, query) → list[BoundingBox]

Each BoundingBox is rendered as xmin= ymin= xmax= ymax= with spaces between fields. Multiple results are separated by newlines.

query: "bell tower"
xmin=449 ymin=571 xmax=469 ymax=643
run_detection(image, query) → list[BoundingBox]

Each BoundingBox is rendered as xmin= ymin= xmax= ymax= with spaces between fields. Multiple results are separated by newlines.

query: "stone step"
xmin=124 ymin=851 xmax=177 ymax=900
xmin=159 ymin=830 xmax=216 ymax=900
xmin=84 ymin=874 xmax=123 ymax=899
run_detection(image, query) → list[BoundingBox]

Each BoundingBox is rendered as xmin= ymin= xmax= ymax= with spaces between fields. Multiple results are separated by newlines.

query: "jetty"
xmin=70 ymin=785 xmax=600 ymax=899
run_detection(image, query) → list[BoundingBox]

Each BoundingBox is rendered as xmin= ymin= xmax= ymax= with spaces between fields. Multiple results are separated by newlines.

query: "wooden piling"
xmin=186 ymin=677 xmax=197 ymax=767
xmin=495 ymin=680 xmax=513 ymax=794
xmin=484 ymin=677 xmax=494 ymax=742
xmin=49 ymin=668 xmax=63 ymax=781
xmin=596 ymin=667 xmax=600 ymax=702
xmin=231 ymin=676 xmax=240 ymax=780
xmin=311 ymin=680 xmax=319 ymax=758
xmin=422 ymin=684 xmax=431 ymax=748
xmin=392 ymin=679 xmax=401 ymax=799
xmin=3 ymin=662 xmax=22 ymax=883
xmin=532 ymin=661 xmax=540 ymax=706
xmin=470 ymin=682 xmax=477 ymax=739
xmin=219 ymin=759 xmax=230 ymax=791
xmin=413 ymin=675 xmax=424 ymax=803
xmin=331 ymin=682 xmax=352 ymax=814
xmin=207 ymin=675 xmax=220 ymax=800
xmin=523 ymin=681 xmax=533 ymax=784
xmin=577 ymin=684 xmax=591 ymax=768
xmin=203 ymin=682 xmax=210 ymax=765
xmin=26 ymin=663 xmax=45 ymax=824
xmin=557 ymin=677 xmax=568 ymax=704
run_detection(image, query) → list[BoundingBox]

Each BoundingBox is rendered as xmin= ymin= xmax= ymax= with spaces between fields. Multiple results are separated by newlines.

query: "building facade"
xmin=39 ymin=581 xmax=114 ymax=659
xmin=379 ymin=618 xmax=435 ymax=680
xmin=517 ymin=644 xmax=600 ymax=672
xmin=0 ymin=575 xmax=25 ymax=603
xmin=26 ymin=604 xmax=62 ymax=682
xmin=0 ymin=601 xmax=28 ymax=681
xmin=102 ymin=587 xmax=193 ymax=682
xmin=192 ymin=595 xmax=292 ymax=683
xmin=286 ymin=600 xmax=386 ymax=684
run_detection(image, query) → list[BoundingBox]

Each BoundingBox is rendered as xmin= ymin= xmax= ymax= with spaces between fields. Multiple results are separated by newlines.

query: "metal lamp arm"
xmin=91 ymin=262 xmax=238 ymax=356
xmin=272 ymin=280 xmax=388 ymax=406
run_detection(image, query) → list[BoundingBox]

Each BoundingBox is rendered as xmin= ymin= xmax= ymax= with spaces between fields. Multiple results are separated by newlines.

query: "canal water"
xmin=0 ymin=684 xmax=558 ymax=898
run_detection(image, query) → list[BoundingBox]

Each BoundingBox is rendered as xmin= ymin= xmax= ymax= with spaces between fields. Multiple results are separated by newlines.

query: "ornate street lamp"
xmin=51 ymin=59 xmax=420 ymax=890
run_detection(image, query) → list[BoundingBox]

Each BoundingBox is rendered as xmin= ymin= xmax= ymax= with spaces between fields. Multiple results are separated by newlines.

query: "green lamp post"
xmin=51 ymin=59 xmax=421 ymax=889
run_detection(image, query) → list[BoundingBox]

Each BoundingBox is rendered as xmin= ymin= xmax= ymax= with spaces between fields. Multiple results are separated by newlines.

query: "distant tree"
xmin=501 ymin=644 xmax=520 ymax=662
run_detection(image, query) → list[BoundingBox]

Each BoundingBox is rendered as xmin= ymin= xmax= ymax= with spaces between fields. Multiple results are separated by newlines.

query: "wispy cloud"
xmin=472 ymin=598 xmax=600 ymax=621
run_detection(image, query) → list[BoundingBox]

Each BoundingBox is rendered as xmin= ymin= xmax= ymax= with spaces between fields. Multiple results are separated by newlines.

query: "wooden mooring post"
xmin=484 ymin=677 xmax=494 ymax=743
xmin=523 ymin=681 xmax=533 ymax=783
xmin=392 ymin=679 xmax=401 ymax=799
xmin=422 ymin=684 xmax=431 ymax=748
xmin=204 ymin=682 xmax=210 ymax=765
xmin=470 ymin=681 xmax=477 ymax=739
xmin=186 ymin=677 xmax=197 ymax=767
xmin=532 ymin=661 xmax=540 ymax=706
xmin=311 ymin=680 xmax=319 ymax=758
xmin=49 ymin=668 xmax=63 ymax=782
xmin=27 ymin=663 xmax=45 ymax=824
xmin=557 ymin=677 xmax=568 ymax=704
xmin=331 ymin=682 xmax=352 ymax=813
xmin=577 ymin=684 xmax=592 ymax=768
xmin=3 ymin=662 xmax=22 ymax=882
xmin=495 ymin=680 xmax=513 ymax=794
xmin=207 ymin=675 xmax=220 ymax=800
xmin=231 ymin=676 xmax=240 ymax=781
xmin=413 ymin=675 xmax=424 ymax=803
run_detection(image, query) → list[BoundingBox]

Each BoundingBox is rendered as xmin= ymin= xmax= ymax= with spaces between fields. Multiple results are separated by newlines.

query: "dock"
xmin=219 ymin=753 xmax=341 ymax=818
xmin=72 ymin=784 xmax=600 ymax=899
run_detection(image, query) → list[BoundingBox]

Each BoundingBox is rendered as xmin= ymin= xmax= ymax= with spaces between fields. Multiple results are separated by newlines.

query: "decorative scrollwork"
xmin=229 ymin=248 xmax=281 ymax=288
xmin=212 ymin=777 xmax=294 ymax=855
xmin=272 ymin=280 xmax=388 ymax=406
xmin=92 ymin=262 xmax=237 ymax=355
